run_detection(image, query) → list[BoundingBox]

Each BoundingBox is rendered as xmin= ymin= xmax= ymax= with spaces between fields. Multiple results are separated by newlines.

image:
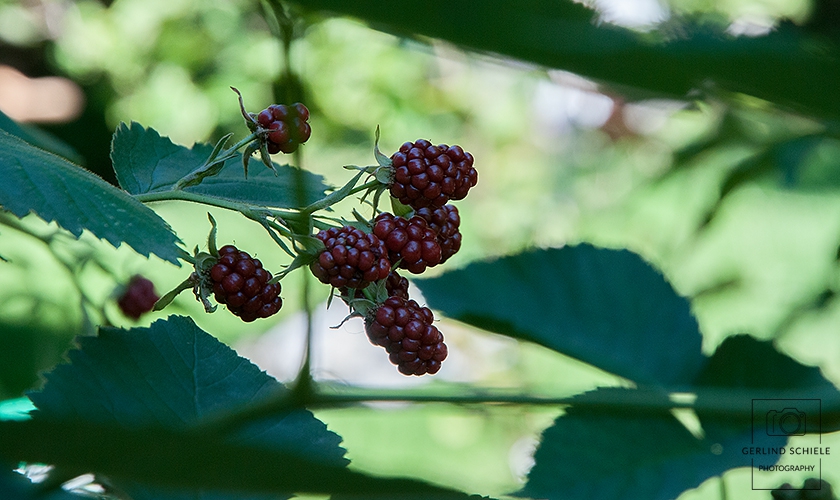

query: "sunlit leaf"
xmin=416 ymin=245 xmax=705 ymax=385
xmin=0 ymin=129 xmax=183 ymax=264
xmin=111 ymin=122 xmax=330 ymax=209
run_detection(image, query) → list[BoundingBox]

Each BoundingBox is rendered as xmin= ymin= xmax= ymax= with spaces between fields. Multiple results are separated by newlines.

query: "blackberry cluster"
xmin=209 ymin=245 xmax=282 ymax=322
xmin=415 ymin=204 xmax=462 ymax=264
xmin=310 ymin=226 xmax=391 ymax=289
xmin=256 ymin=103 xmax=312 ymax=154
xmin=364 ymin=296 xmax=448 ymax=376
xmin=117 ymin=275 xmax=159 ymax=319
xmin=372 ymin=213 xmax=442 ymax=274
xmin=389 ymin=139 xmax=477 ymax=209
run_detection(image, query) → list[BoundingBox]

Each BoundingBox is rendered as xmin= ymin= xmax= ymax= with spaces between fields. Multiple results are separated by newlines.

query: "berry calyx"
xmin=310 ymin=226 xmax=391 ymax=289
xmin=208 ymin=244 xmax=282 ymax=322
xmin=255 ymin=103 xmax=312 ymax=154
xmin=340 ymin=269 xmax=409 ymax=303
xmin=364 ymin=296 xmax=447 ymax=376
xmin=372 ymin=213 xmax=442 ymax=274
xmin=415 ymin=204 xmax=462 ymax=264
xmin=117 ymin=275 xmax=159 ymax=320
xmin=389 ymin=139 xmax=477 ymax=209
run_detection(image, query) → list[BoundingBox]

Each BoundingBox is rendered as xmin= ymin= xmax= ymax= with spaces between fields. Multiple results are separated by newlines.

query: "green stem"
xmin=197 ymin=382 xmax=840 ymax=436
xmin=299 ymin=172 xmax=373 ymax=215
xmin=174 ymin=132 xmax=260 ymax=189
xmin=134 ymin=190 xmax=301 ymax=222
xmin=347 ymin=179 xmax=381 ymax=197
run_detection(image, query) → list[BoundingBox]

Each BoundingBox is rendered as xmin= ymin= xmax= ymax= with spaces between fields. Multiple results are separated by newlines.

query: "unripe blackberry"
xmin=310 ymin=226 xmax=391 ymax=289
xmin=208 ymin=245 xmax=282 ymax=322
xmin=117 ymin=275 xmax=159 ymax=319
xmin=364 ymin=296 xmax=447 ymax=376
xmin=372 ymin=213 xmax=442 ymax=274
xmin=389 ymin=139 xmax=477 ymax=209
xmin=415 ymin=204 xmax=462 ymax=264
xmin=256 ymin=102 xmax=312 ymax=154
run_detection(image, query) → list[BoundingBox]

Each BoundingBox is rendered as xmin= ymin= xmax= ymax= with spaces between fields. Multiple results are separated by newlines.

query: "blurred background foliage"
xmin=2 ymin=0 xmax=840 ymax=497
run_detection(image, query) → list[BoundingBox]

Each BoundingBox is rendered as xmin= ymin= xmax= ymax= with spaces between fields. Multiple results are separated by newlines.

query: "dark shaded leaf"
xmin=111 ymin=122 xmax=329 ymax=209
xmin=416 ymin=245 xmax=704 ymax=385
xmin=694 ymin=334 xmax=837 ymax=392
xmin=0 ymin=419 xmax=481 ymax=498
xmin=28 ymin=315 xmax=347 ymax=500
xmin=0 ymin=466 xmax=83 ymax=500
xmin=287 ymin=0 xmax=840 ymax=119
xmin=0 ymin=109 xmax=81 ymax=163
xmin=692 ymin=335 xmax=840 ymax=491
xmin=0 ymin=129 xmax=183 ymax=264
xmin=520 ymin=387 xmax=769 ymax=500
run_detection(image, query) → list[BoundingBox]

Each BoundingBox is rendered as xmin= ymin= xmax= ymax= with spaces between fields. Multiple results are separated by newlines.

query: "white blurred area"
xmin=235 ymin=284 xmax=519 ymax=387
xmin=587 ymin=0 xmax=670 ymax=28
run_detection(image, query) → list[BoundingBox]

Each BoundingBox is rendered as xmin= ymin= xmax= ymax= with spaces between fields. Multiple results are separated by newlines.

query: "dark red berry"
xmin=310 ymin=226 xmax=391 ymax=289
xmin=117 ymin=275 xmax=159 ymax=320
xmin=372 ymin=213 xmax=441 ymax=274
xmin=364 ymin=296 xmax=447 ymax=376
xmin=208 ymin=245 xmax=282 ymax=322
xmin=415 ymin=204 xmax=462 ymax=263
xmin=385 ymin=270 xmax=409 ymax=300
xmin=256 ymin=102 xmax=311 ymax=154
xmin=389 ymin=140 xmax=477 ymax=209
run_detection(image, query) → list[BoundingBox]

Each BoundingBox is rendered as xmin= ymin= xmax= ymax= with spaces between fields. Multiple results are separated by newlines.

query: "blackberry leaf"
xmin=0 ymin=128 xmax=183 ymax=264
xmin=28 ymin=315 xmax=347 ymax=500
xmin=111 ymin=122 xmax=329 ymax=209
xmin=416 ymin=244 xmax=704 ymax=386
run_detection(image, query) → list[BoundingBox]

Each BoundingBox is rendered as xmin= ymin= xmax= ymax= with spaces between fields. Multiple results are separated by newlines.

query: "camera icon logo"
xmin=766 ymin=408 xmax=806 ymax=436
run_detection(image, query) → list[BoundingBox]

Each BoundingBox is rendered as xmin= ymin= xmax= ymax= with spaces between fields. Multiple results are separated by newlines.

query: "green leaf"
xmin=0 ymin=129 xmax=183 ymax=264
xmin=111 ymin=122 xmax=329 ymax=208
xmin=694 ymin=335 xmax=837 ymax=391
xmin=0 ymin=109 xmax=81 ymax=163
xmin=28 ymin=315 xmax=347 ymax=499
xmin=694 ymin=335 xmax=840 ymax=433
xmin=286 ymin=0 xmax=840 ymax=119
xmin=416 ymin=245 xmax=704 ymax=385
xmin=520 ymin=387 xmax=774 ymax=500
xmin=0 ymin=419 xmax=483 ymax=498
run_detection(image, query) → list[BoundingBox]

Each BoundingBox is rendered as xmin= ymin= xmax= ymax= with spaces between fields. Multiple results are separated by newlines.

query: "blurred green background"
xmin=2 ymin=0 xmax=840 ymax=497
